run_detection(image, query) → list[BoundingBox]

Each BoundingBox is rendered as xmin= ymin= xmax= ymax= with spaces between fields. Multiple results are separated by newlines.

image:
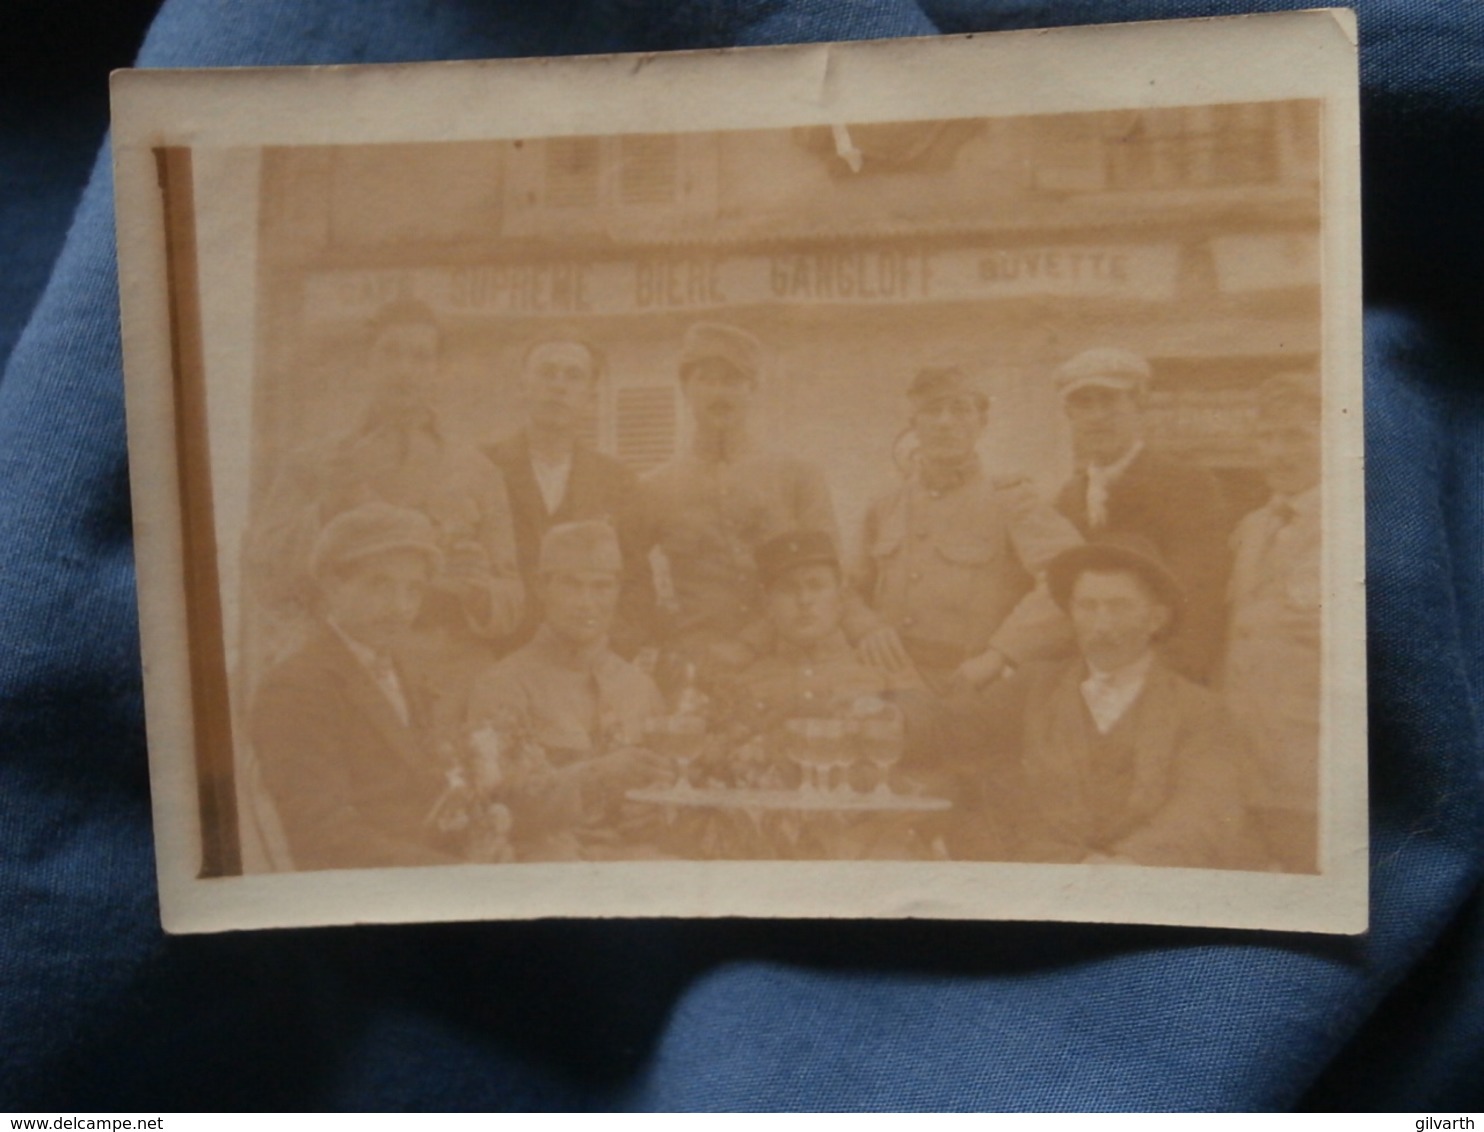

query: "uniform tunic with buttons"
xmin=737 ymin=632 xmax=918 ymax=723
xmin=639 ymin=436 xmax=870 ymax=649
xmin=466 ymin=625 xmax=664 ymax=762
xmin=464 ymin=626 xmax=665 ymax=859
xmin=857 ymin=459 xmax=1082 ymax=681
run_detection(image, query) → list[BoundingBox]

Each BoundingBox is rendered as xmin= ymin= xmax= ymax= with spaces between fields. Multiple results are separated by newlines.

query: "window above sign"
xmin=504 ymin=133 xmax=720 ymax=239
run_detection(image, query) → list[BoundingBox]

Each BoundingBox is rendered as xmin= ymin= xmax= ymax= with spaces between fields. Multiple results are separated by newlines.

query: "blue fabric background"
xmin=1 ymin=0 xmax=1480 ymax=1112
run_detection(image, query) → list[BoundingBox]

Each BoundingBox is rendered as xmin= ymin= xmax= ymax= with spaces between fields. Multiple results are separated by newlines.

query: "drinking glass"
xmin=859 ymin=710 xmax=905 ymax=797
xmin=647 ymin=714 xmax=707 ymax=793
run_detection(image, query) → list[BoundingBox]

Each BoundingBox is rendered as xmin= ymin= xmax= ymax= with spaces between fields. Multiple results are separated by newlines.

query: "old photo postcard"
xmin=111 ymin=11 xmax=1366 ymax=934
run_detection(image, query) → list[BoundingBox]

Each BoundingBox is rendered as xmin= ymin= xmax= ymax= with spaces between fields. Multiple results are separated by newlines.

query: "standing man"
xmin=1012 ymin=534 xmax=1261 ymax=869
xmin=1052 ymin=347 xmax=1232 ymax=682
xmin=638 ymin=322 xmax=882 ymax=664
xmin=484 ymin=331 xmax=652 ymax=651
xmin=466 ymin=521 xmax=668 ymax=859
xmin=246 ymin=298 xmax=523 ymax=727
xmin=251 ymin=502 xmax=463 ymax=870
xmin=1223 ymin=371 xmax=1323 ymax=872
xmin=857 ymin=366 xmax=1082 ymax=695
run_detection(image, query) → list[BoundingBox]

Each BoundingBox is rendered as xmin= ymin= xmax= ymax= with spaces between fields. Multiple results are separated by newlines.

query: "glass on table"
xmin=784 ymin=717 xmax=854 ymax=795
xmin=645 ymin=714 xmax=708 ymax=792
xmin=857 ymin=704 xmax=906 ymax=797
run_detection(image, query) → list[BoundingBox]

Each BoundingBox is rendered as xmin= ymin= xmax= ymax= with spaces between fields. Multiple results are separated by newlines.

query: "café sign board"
xmin=301 ymin=241 xmax=1182 ymax=323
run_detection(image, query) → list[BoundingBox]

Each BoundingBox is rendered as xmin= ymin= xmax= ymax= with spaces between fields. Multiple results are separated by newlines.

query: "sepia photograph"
xmin=111 ymin=12 xmax=1366 ymax=933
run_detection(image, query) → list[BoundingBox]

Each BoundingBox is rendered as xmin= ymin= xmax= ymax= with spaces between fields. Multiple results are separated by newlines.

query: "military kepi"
xmin=678 ymin=321 xmax=763 ymax=382
xmin=755 ymin=529 xmax=840 ymax=588
xmin=906 ymin=365 xmax=988 ymax=410
xmin=538 ymin=519 xmax=624 ymax=575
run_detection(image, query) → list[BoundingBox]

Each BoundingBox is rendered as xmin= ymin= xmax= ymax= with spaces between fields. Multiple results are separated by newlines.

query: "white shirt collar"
xmin=327 ymin=617 xmax=411 ymax=726
xmin=1080 ymin=649 xmax=1156 ymax=735
xmin=529 ymin=449 xmax=574 ymax=514
xmin=1087 ymin=438 xmax=1144 ymax=483
xmin=328 ymin=617 xmax=382 ymax=671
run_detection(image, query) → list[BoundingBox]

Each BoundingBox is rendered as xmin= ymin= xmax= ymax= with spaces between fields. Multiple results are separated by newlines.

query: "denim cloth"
xmin=1 ymin=0 xmax=1481 ymax=1112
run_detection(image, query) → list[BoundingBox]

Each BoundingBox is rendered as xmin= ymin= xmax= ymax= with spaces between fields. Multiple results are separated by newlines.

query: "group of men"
xmin=246 ymin=299 xmax=1323 ymax=875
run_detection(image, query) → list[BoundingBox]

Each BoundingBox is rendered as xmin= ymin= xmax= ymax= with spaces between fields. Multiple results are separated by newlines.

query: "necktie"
xmin=1086 ymin=465 xmax=1112 ymax=529
xmin=369 ymin=655 xmax=411 ymax=727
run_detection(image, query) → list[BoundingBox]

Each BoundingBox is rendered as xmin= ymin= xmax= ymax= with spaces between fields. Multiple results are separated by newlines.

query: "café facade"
xmin=254 ymin=100 xmax=1322 ymax=557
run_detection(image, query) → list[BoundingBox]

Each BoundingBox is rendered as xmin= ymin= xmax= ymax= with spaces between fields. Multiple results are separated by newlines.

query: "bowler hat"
xmin=309 ymin=501 xmax=443 ymax=582
xmin=678 ymin=322 xmax=763 ymax=382
xmin=755 ymin=529 xmax=840 ymax=589
xmin=538 ymin=520 xmax=624 ymax=575
xmin=1046 ymin=532 xmax=1184 ymax=634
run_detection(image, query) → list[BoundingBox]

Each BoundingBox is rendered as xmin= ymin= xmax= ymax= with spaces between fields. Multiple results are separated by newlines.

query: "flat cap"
xmin=309 ymin=501 xmax=443 ymax=581
xmin=678 ymin=322 xmax=763 ymax=381
xmin=1046 ymin=531 xmax=1184 ymax=636
xmin=906 ymin=365 xmax=989 ymax=410
xmin=1055 ymin=348 xmax=1151 ymax=399
xmin=755 ymin=529 xmax=840 ymax=589
xmin=538 ymin=520 xmax=624 ymax=575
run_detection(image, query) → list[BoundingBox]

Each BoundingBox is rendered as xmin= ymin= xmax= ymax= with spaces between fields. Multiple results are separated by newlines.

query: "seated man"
xmin=721 ymin=531 xmax=940 ymax=859
xmin=465 ymin=521 xmax=668 ymax=858
xmin=737 ymin=530 xmax=921 ymax=727
xmin=251 ymin=502 xmax=466 ymax=871
xmin=1015 ymin=534 xmax=1263 ymax=869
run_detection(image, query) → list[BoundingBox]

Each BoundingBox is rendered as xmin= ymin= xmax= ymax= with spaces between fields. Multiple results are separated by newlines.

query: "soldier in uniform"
xmin=1222 ymin=371 xmax=1323 ymax=873
xmin=483 ymin=331 xmax=653 ymax=653
xmin=245 ymin=298 xmax=523 ymax=731
xmin=465 ymin=521 xmax=669 ymax=858
xmin=737 ymin=530 xmax=922 ymax=724
xmin=856 ymin=366 xmax=1083 ymax=695
xmin=637 ymin=321 xmax=885 ymax=667
xmin=1052 ymin=348 xmax=1233 ymax=682
xmin=725 ymin=530 xmax=937 ymax=860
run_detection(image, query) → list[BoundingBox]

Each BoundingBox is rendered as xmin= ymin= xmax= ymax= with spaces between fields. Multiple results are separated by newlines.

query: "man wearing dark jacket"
xmin=485 ymin=332 xmax=653 ymax=652
xmin=251 ymin=501 xmax=462 ymax=871
xmin=1052 ymin=347 xmax=1232 ymax=682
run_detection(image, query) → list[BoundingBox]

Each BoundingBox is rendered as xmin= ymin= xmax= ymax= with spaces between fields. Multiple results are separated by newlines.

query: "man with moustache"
xmin=857 ymin=366 xmax=1082 ymax=696
xmin=1052 ymin=348 xmax=1231 ymax=682
xmin=251 ymin=502 xmax=465 ymax=870
xmin=484 ymin=331 xmax=652 ymax=651
xmin=1010 ymin=535 xmax=1261 ymax=869
xmin=246 ymin=298 xmax=523 ymax=726
xmin=638 ymin=321 xmax=886 ymax=665
xmin=1222 ymin=371 xmax=1324 ymax=872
